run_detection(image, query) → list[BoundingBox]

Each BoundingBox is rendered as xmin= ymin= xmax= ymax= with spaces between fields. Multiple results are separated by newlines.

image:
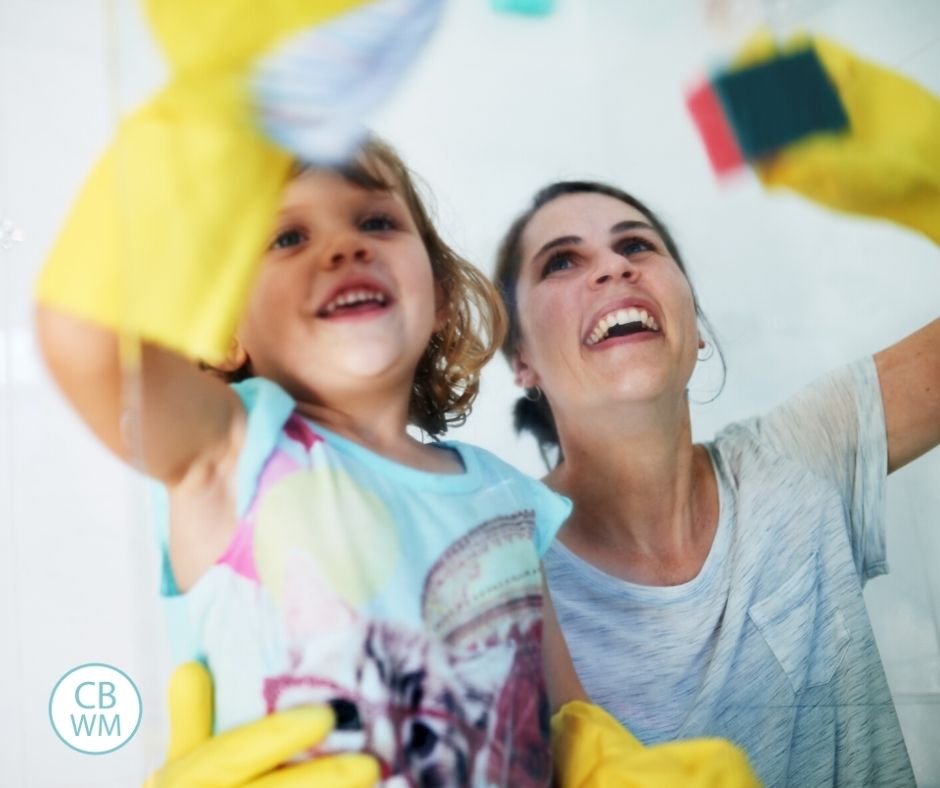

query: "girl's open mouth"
xmin=317 ymin=285 xmax=393 ymax=319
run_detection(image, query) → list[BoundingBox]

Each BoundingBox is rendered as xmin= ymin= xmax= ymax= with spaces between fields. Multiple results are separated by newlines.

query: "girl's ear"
xmin=216 ymin=337 xmax=250 ymax=372
xmin=511 ymin=352 xmax=539 ymax=390
xmin=433 ymin=282 xmax=449 ymax=332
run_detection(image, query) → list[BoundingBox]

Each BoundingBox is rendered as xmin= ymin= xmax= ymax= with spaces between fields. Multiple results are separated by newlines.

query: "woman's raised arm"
xmin=748 ymin=36 xmax=940 ymax=472
xmin=874 ymin=318 xmax=940 ymax=473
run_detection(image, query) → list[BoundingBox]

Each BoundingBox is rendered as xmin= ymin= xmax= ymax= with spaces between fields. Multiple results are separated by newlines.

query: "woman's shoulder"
xmin=713 ymin=357 xmax=881 ymax=461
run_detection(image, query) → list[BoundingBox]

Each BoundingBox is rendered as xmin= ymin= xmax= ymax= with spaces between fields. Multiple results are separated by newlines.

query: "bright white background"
xmin=1 ymin=0 xmax=938 ymax=785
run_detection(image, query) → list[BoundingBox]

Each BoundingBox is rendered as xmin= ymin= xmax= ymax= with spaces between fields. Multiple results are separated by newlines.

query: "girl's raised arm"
xmin=36 ymin=307 xmax=243 ymax=487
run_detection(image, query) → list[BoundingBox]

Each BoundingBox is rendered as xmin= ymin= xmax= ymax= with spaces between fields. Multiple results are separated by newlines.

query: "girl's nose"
xmin=322 ymin=234 xmax=373 ymax=269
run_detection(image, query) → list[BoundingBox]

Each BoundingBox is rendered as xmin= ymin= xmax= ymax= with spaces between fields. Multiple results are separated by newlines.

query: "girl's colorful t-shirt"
xmin=155 ymin=377 xmax=571 ymax=786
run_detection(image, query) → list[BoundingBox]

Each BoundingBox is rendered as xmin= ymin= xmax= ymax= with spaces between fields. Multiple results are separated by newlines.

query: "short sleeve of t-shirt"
xmin=531 ymin=483 xmax=572 ymax=558
xmin=460 ymin=445 xmax=572 ymax=559
xmin=747 ymin=356 xmax=888 ymax=581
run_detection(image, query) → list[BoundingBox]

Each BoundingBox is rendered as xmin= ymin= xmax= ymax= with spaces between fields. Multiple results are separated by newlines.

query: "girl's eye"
xmin=542 ymin=253 xmax=575 ymax=277
xmin=270 ymin=229 xmax=306 ymax=250
xmin=360 ymin=214 xmax=396 ymax=232
xmin=617 ymin=236 xmax=654 ymax=256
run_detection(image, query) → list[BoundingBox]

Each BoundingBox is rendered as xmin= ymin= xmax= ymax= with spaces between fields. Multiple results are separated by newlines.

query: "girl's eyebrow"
xmin=272 ymin=207 xmax=305 ymax=224
xmin=354 ymin=189 xmax=409 ymax=215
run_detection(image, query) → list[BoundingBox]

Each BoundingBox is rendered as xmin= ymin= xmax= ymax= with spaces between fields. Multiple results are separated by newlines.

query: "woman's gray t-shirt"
xmin=544 ymin=356 xmax=914 ymax=787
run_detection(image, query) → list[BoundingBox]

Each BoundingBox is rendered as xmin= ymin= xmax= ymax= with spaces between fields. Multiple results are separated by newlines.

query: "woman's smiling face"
xmin=512 ymin=192 xmax=701 ymax=417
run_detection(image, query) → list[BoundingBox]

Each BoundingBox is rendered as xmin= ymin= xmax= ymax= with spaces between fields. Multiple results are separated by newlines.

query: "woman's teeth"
xmin=586 ymin=307 xmax=660 ymax=346
xmin=321 ymin=289 xmax=388 ymax=316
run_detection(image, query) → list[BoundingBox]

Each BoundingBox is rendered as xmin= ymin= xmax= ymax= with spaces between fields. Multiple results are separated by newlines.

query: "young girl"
xmin=36 ymin=138 xmax=575 ymax=786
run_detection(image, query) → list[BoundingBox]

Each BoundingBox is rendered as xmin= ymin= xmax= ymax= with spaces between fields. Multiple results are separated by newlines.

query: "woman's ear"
xmin=511 ymin=353 xmax=539 ymax=390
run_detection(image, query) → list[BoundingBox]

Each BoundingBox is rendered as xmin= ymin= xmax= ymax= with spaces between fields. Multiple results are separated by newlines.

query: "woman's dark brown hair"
xmin=207 ymin=137 xmax=507 ymax=437
xmin=493 ymin=181 xmax=724 ymax=465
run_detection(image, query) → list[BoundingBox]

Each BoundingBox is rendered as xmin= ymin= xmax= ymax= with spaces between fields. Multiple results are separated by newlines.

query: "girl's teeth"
xmin=326 ymin=289 xmax=388 ymax=314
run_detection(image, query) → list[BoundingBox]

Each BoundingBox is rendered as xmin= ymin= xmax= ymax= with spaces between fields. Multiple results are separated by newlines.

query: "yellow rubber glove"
xmin=738 ymin=33 xmax=940 ymax=244
xmin=551 ymin=701 xmax=761 ymax=787
xmin=146 ymin=662 xmax=380 ymax=788
xmin=142 ymin=0 xmax=371 ymax=74
xmin=35 ymin=0 xmax=371 ymax=364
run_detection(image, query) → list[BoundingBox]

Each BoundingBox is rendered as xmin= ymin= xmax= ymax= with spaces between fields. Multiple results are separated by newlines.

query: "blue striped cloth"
xmin=252 ymin=0 xmax=446 ymax=163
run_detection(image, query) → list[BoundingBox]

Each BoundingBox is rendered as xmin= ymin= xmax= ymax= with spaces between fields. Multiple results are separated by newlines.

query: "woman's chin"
xmin=586 ymin=370 xmax=684 ymax=408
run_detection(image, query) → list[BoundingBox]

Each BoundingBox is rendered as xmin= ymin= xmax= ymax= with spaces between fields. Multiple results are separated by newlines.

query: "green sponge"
xmin=687 ymin=44 xmax=850 ymax=174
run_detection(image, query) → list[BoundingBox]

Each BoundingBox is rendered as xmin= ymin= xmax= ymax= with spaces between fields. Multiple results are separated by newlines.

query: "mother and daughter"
xmin=37 ymin=39 xmax=937 ymax=788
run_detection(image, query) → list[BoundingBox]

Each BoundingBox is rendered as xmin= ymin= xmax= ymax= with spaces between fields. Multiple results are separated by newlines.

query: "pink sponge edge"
xmin=686 ymin=77 xmax=745 ymax=176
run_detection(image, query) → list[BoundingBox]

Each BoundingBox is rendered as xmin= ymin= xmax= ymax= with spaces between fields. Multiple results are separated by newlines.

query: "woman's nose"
xmin=593 ymin=252 xmax=638 ymax=285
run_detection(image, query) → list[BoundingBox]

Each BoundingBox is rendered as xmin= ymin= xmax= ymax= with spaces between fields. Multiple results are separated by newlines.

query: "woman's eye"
xmin=270 ymin=229 xmax=306 ymax=250
xmin=360 ymin=214 xmax=396 ymax=232
xmin=617 ymin=237 xmax=654 ymax=256
xmin=542 ymin=253 xmax=575 ymax=277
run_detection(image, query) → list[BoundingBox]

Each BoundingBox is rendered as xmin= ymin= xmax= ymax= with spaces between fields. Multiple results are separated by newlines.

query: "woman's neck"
xmin=546 ymin=396 xmax=718 ymax=584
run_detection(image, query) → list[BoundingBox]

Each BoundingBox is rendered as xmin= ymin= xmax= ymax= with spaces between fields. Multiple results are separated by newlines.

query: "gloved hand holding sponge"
xmin=688 ymin=32 xmax=940 ymax=244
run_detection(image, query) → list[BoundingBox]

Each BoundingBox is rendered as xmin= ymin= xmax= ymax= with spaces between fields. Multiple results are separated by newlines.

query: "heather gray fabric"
xmin=545 ymin=356 xmax=914 ymax=787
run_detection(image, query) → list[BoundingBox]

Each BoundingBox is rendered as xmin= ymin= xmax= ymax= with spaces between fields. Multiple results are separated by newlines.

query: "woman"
xmin=492 ymin=167 xmax=939 ymax=784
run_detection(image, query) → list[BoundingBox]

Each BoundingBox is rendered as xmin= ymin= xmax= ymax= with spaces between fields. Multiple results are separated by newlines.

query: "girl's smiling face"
xmin=512 ymin=192 xmax=700 ymax=416
xmin=236 ymin=167 xmax=443 ymax=406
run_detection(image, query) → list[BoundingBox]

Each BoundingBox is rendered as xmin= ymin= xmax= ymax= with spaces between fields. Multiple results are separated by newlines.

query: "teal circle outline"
xmin=48 ymin=662 xmax=143 ymax=755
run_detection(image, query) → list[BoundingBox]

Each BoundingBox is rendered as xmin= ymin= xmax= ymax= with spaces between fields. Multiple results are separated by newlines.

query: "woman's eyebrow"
xmin=533 ymin=235 xmax=581 ymax=262
xmin=610 ymin=220 xmax=657 ymax=235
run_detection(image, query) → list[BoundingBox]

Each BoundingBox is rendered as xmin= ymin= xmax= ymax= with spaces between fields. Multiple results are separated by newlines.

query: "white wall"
xmin=2 ymin=0 xmax=938 ymax=784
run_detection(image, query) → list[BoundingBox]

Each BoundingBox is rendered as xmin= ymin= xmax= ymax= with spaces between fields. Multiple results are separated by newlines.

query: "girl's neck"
xmin=293 ymin=386 xmax=462 ymax=475
xmin=546 ymin=395 xmax=718 ymax=583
